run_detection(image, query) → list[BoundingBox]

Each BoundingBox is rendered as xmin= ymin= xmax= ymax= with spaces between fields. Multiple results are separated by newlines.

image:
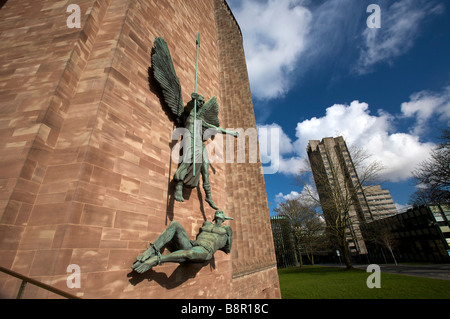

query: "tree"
xmin=362 ymin=221 xmax=398 ymax=265
xmin=410 ymin=128 xmax=450 ymax=205
xmin=275 ymin=199 xmax=328 ymax=266
xmin=297 ymin=139 xmax=384 ymax=269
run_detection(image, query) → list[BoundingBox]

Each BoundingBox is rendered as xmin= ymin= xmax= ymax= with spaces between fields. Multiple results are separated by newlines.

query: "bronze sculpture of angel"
xmin=151 ymin=37 xmax=238 ymax=210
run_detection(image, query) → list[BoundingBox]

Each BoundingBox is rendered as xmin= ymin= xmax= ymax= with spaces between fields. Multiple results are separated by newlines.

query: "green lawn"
xmin=278 ymin=266 xmax=450 ymax=299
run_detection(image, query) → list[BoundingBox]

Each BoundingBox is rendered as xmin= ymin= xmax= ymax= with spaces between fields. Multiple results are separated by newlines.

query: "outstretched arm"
xmin=202 ymin=121 xmax=239 ymax=137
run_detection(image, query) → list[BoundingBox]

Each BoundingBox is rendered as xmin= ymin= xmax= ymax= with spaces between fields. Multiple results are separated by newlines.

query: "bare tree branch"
xmin=275 ymin=199 xmax=328 ymax=266
xmin=410 ymin=128 xmax=450 ymax=205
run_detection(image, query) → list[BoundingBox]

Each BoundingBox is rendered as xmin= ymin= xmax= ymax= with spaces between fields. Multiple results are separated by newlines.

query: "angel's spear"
xmin=193 ymin=32 xmax=200 ymax=177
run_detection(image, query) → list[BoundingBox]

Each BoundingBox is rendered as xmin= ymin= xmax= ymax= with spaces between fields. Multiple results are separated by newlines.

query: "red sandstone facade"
xmin=0 ymin=0 xmax=280 ymax=298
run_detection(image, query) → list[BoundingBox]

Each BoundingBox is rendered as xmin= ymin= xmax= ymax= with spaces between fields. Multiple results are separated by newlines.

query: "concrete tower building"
xmin=307 ymin=137 xmax=369 ymax=256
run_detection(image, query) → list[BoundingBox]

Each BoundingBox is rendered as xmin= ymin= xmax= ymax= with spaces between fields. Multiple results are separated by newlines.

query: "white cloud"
xmin=274 ymin=186 xmax=319 ymax=209
xmin=277 ymin=156 xmax=307 ymax=176
xmin=258 ymin=123 xmax=307 ymax=175
xmin=294 ymin=101 xmax=393 ymax=153
xmin=264 ymin=100 xmax=435 ymax=182
xmin=275 ymin=191 xmax=301 ymax=203
xmin=356 ymin=0 xmax=444 ymax=74
xmin=369 ymin=132 xmax=434 ymax=182
xmin=258 ymin=123 xmax=293 ymax=155
xmin=229 ymin=0 xmax=312 ymax=100
xmin=401 ymin=86 xmax=450 ymax=134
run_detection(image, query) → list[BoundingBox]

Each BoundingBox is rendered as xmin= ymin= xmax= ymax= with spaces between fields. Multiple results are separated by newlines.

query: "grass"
xmin=278 ymin=266 xmax=450 ymax=299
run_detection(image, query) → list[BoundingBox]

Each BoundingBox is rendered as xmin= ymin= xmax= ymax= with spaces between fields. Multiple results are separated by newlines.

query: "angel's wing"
xmin=151 ymin=37 xmax=184 ymax=122
xmin=198 ymin=96 xmax=220 ymax=135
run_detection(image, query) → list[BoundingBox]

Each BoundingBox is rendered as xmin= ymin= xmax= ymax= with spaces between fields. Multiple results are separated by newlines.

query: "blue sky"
xmin=226 ymin=0 xmax=450 ymax=215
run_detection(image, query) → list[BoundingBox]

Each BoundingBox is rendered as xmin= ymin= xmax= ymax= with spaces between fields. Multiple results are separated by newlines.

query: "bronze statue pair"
xmin=132 ymin=36 xmax=236 ymax=273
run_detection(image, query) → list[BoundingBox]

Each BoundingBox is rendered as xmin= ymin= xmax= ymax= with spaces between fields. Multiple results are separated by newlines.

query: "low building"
xmin=270 ymin=216 xmax=299 ymax=269
xmin=362 ymin=204 xmax=450 ymax=263
xmin=363 ymin=185 xmax=398 ymax=220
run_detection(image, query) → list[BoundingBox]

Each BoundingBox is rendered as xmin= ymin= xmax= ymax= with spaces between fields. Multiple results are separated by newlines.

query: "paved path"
xmin=323 ymin=263 xmax=450 ymax=281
